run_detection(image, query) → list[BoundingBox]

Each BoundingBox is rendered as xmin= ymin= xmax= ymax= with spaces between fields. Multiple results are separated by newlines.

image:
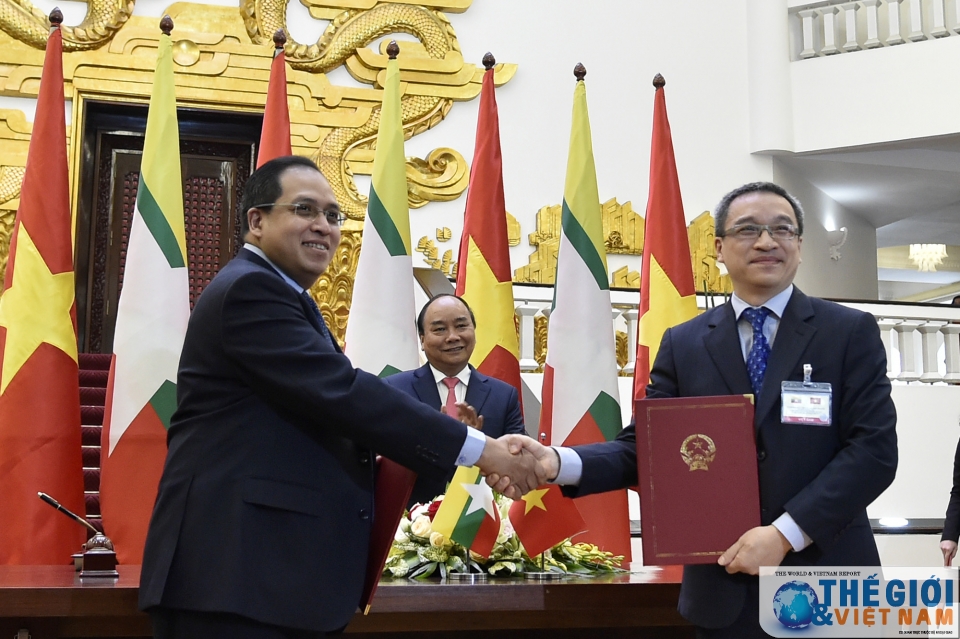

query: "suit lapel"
xmin=464 ymin=367 xmax=491 ymax=415
xmin=755 ymin=289 xmax=816 ymax=426
xmin=704 ymin=304 xmax=753 ymax=396
xmin=413 ymin=364 xmax=442 ymax=411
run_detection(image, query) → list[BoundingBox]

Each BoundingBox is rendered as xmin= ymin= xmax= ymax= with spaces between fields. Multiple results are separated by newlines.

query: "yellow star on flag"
xmin=521 ymin=487 xmax=550 ymax=515
xmin=462 ymin=237 xmax=519 ymax=365
xmin=0 ymin=225 xmax=77 ymax=395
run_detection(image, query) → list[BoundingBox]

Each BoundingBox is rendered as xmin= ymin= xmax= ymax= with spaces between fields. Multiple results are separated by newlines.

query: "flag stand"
xmin=447 ymin=572 xmax=487 ymax=583
xmin=523 ymin=552 xmax=562 ymax=581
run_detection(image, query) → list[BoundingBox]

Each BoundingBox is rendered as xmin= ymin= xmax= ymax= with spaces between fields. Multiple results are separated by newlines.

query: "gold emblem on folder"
xmin=680 ymin=434 xmax=716 ymax=471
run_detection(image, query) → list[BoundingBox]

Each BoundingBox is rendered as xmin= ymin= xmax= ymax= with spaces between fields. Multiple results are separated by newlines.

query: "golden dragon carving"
xmin=240 ymin=0 xmax=459 ymax=220
xmin=0 ymin=0 xmax=134 ymax=50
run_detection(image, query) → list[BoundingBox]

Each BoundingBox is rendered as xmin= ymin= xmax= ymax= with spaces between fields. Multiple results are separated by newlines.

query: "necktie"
xmin=301 ymin=290 xmax=333 ymax=343
xmin=441 ymin=377 xmax=459 ymax=418
xmin=743 ymin=306 xmax=772 ymax=397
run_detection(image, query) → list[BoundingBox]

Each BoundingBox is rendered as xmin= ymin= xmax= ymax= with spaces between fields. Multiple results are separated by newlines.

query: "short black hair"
xmin=714 ymin=182 xmax=805 ymax=237
xmin=239 ymin=155 xmax=324 ymax=236
xmin=416 ymin=294 xmax=477 ymax=336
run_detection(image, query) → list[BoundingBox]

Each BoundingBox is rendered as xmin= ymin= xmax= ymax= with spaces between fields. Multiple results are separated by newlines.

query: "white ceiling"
xmin=776 ymin=134 xmax=960 ymax=300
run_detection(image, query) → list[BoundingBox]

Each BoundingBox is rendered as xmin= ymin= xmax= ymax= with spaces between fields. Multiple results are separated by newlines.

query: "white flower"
xmin=497 ymin=517 xmax=515 ymax=545
xmin=429 ymin=531 xmax=446 ymax=548
xmin=409 ymin=503 xmax=429 ymax=520
xmin=410 ymin=515 xmax=432 ymax=538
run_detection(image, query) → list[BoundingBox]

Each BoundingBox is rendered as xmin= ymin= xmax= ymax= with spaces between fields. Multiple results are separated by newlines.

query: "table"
xmin=0 ymin=565 xmax=692 ymax=638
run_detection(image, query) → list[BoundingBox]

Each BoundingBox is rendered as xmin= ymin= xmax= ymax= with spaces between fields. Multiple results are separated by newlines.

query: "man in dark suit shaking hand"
xmin=139 ymin=156 xmax=543 ymax=639
xmin=501 ymin=182 xmax=898 ymax=639
xmin=385 ymin=294 xmax=527 ymax=506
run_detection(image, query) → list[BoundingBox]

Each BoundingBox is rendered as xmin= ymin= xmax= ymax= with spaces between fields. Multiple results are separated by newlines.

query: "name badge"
xmin=780 ymin=364 xmax=832 ymax=426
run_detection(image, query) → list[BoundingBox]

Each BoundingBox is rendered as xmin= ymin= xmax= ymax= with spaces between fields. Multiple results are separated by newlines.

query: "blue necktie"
xmin=301 ymin=290 xmax=333 ymax=343
xmin=743 ymin=306 xmax=771 ymax=397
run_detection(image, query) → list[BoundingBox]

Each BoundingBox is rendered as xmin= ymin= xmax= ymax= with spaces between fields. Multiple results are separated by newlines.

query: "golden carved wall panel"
xmin=0 ymin=0 xmax=516 ymax=321
xmin=687 ymin=211 xmax=732 ymax=295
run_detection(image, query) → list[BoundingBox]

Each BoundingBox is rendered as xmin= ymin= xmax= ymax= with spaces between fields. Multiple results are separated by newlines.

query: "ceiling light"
xmin=878 ymin=517 xmax=909 ymax=527
xmin=909 ymin=244 xmax=947 ymax=272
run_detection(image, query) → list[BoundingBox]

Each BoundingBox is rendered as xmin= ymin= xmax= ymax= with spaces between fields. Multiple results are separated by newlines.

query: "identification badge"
xmin=780 ymin=364 xmax=831 ymax=426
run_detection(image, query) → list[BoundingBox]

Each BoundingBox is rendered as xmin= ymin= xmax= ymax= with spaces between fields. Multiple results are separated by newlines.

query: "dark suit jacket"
xmin=139 ymin=249 xmax=469 ymax=633
xmin=384 ymin=362 xmax=526 ymax=506
xmin=943 ymin=438 xmax=960 ymax=542
xmin=565 ymin=288 xmax=898 ymax=629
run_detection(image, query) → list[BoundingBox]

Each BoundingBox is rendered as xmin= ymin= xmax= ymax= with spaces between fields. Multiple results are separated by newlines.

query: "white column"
xmin=907 ymin=0 xmax=927 ymax=41
xmin=878 ymin=318 xmax=897 ymax=377
xmin=932 ymin=0 xmax=950 ymax=36
xmin=941 ymin=324 xmax=960 ymax=383
xmin=887 ymin=0 xmax=906 ymax=44
xmin=862 ymin=0 xmax=883 ymax=48
xmin=822 ymin=6 xmax=840 ymax=54
xmin=894 ymin=321 xmax=923 ymax=382
xmin=918 ymin=322 xmax=945 ymax=383
xmin=622 ymin=308 xmax=639 ymax=376
xmin=840 ymin=2 xmax=861 ymax=51
xmin=747 ymin=0 xmax=795 ymax=152
xmin=515 ymin=303 xmax=540 ymax=372
xmin=799 ymin=9 xmax=819 ymax=58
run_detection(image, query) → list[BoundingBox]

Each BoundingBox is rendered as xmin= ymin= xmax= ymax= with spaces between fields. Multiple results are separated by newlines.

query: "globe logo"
xmin=772 ymin=580 xmax=819 ymax=629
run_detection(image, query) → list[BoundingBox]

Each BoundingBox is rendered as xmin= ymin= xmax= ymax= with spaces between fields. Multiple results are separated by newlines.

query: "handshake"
xmin=475 ymin=434 xmax=562 ymax=500
xmin=451 ymin=401 xmax=561 ymax=499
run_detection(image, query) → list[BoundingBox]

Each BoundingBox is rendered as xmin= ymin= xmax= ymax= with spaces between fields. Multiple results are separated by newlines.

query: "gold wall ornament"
xmin=0 ymin=0 xmax=134 ymax=51
xmin=687 ymin=211 xmax=732 ymax=295
xmin=680 ymin=433 xmax=716 ymax=471
xmin=515 ymin=198 xmax=645 ymax=285
xmin=436 ymin=226 xmax=451 ymax=242
xmin=415 ymin=235 xmax=453 ymax=276
xmin=533 ymin=313 xmax=548 ymax=372
xmin=308 ymin=229 xmax=362 ymax=347
xmin=611 ymin=265 xmax=639 ymax=289
xmin=0 ymin=1 xmax=516 ymax=319
xmin=506 ymin=211 xmax=520 ymax=247
xmin=615 ymin=328 xmax=628 ymax=373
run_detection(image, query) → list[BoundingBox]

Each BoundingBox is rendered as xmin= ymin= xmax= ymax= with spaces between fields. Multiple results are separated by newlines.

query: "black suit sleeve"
xmin=943 ymin=438 xmax=960 ymax=542
xmin=218 ymin=270 xmax=468 ymax=476
xmin=503 ymin=386 xmax=526 ymax=436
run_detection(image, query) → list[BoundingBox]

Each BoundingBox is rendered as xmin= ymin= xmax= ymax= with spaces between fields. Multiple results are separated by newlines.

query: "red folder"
xmin=358 ymin=457 xmax=416 ymax=614
xmin=635 ymin=395 xmax=759 ymax=565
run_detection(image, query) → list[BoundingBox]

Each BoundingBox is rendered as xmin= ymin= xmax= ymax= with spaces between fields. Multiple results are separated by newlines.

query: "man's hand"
xmin=475 ymin=436 xmax=545 ymax=499
xmin=718 ymin=525 xmax=791 ymax=575
xmin=485 ymin=435 xmax=560 ymax=494
xmin=942 ymin=540 xmax=958 ymax=566
xmin=452 ymin=401 xmax=484 ymax=431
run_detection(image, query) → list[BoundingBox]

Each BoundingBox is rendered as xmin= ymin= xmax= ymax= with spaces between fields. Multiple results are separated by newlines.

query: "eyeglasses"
xmin=254 ymin=202 xmax=346 ymax=227
xmin=719 ymin=223 xmax=800 ymax=242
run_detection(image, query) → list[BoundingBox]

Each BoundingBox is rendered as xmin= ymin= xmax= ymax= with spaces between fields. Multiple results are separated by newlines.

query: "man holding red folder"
xmin=504 ymin=182 xmax=897 ymax=639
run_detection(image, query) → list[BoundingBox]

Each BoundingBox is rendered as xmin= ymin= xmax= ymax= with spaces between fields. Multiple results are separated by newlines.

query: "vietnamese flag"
xmin=0 ymin=11 xmax=86 ymax=564
xmin=509 ymin=485 xmax=586 ymax=557
xmin=256 ymin=29 xmax=292 ymax=167
xmin=455 ymin=53 xmax=521 ymax=396
xmin=432 ymin=466 xmax=500 ymax=557
xmin=634 ymin=74 xmax=697 ymax=403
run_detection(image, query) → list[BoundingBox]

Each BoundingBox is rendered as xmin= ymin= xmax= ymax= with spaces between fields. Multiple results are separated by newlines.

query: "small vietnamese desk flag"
xmin=257 ymin=29 xmax=292 ymax=167
xmin=100 ymin=16 xmax=190 ymax=565
xmin=509 ymin=485 xmax=586 ymax=557
xmin=432 ymin=466 xmax=500 ymax=557
xmin=635 ymin=74 xmax=697 ymax=402
xmin=0 ymin=9 xmax=86 ymax=564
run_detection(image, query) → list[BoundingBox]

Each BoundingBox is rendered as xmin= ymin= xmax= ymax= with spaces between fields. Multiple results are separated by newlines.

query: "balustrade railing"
xmin=789 ymin=0 xmax=957 ymax=60
xmin=511 ymin=284 xmax=960 ymax=385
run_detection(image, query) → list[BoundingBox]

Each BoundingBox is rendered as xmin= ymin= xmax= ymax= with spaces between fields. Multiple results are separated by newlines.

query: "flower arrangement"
xmin=383 ymin=495 xmax=625 ymax=579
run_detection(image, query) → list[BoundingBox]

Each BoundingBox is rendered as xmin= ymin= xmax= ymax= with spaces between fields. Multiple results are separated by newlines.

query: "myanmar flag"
xmin=635 ymin=75 xmax=697 ymax=402
xmin=344 ymin=44 xmax=419 ymax=377
xmin=432 ymin=466 xmax=500 ymax=557
xmin=539 ymin=71 xmax=632 ymax=560
xmin=508 ymin=485 xmax=585 ymax=557
xmin=455 ymin=56 xmax=521 ymax=395
xmin=0 ymin=15 xmax=86 ymax=564
xmin=100 ymin=28 xmax=190 ymax=566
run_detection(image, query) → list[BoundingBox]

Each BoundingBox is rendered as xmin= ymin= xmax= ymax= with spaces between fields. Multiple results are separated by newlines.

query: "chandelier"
xmin=908 ymin=244 xmax=947 ymax=272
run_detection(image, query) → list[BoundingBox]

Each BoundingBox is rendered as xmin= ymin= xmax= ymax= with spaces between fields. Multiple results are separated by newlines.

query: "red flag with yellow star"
xmin=508 ymin=485 xmax=586 ymax=557
xmin=455 ymin=56 xmax=521 ymax=396
xmin=0 ymin=16 xmax=85 ymax=564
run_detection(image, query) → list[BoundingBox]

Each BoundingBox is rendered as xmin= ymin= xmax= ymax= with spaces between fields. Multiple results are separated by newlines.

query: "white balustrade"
xmin=790 ymin=0 xmax=954 ymax=58
xmin=622 ymin=308 xmax=639 ymax=376
xmin=894 ymin=321 xmax=923 ymax=382
xmin=941 ymin=324 xmax=960 ymax=383
xmin=515 ymin=303 xmax=540 ymax=372
xmin=918 ymin=322 xmax=945 ymax=382
xmin=877 ymin=318 xmax=898 ymax=376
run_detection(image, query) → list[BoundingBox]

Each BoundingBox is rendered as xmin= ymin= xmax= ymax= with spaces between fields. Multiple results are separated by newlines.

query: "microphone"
xmin=38 ymin=492 xmax=99 ymax=534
